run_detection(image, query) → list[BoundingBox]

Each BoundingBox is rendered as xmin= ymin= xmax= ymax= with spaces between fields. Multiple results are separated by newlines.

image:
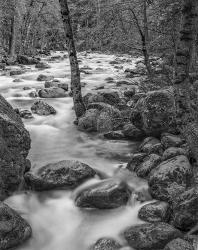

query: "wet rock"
xmin=78 ymin=109 xmax=99 ymax=132
xmin=31 ymin=100 xmax=56 ymax=116
xmin=17 ymin=55 xmax=39 ymax=65
xmin=0 ymin=63 xmax=6 ymax=70
xmin=23 ymin=86 xmax=31 ymax=90
xmin=29 ymin=91 xmax=38 ymax=98
xmin=122 ymin=124 xmax=145 ymax=140
xmin=37 ymin=74 xmax=54 ymax=81
xmin=25 ymin=160 xmax=96 ymax=191
xmin=136 ymin=154 xmax=161 ymax=178
xmin=164 ymin=238 xmax=194 ymax=250
xmin=103 ymin=131 xmax=125 ymax=140
xmin=44 ymin=80 xmax=59 ymax=88
xmin=124 ymin=222 xmax=182 ymax=250
xmin=19 ymin=109 xmax=33 ymax=119
xmin=83 ymin=91 xmax=120 ymax=107
xmin=162 ymin=147 xmax=187 ymax=161
xmin=75 ymin=180 xmax=131 ymax=209
xmin=0 ymin=202 xmax=32 ymax=250
xmin=92 ymin=238 xmax=121 ymax=250
xmin=0 ymin=95 xmax=31 ymax=200
xmin=139 ymin=137 xmax=163 ymax=155
xmin=172 ymin=188 xmax=198 ymax=231
xmin=123 ymin=89 xmax=136 ymax=99
xmin=58 ymin=83 xmax=68 ymax=91
xmin=13 ymin=79 xmax=23 ymax=83
xmin=131 ymin=89 xmax=176 ymax=136
xmin=161 ymin=133 xmax=184 ymax=149
xmin=126 ymin=153 xmax=147 ymax=172
xmin=35 ymin=62 xmax=51 ymax=69
xmin=10 ymin=69 xmax=26 ymax=76
xmin=116 ymin=80 xmax=131 ymax=86
xmin=109 ymin=61 xmax=119 ymax=65
xmin=38 ymin=87 xmax=68 ymax=98
xmin=138 ymin=201 xmax=169 ymax=222
xmin=149 ymin=155 xmax=192 ymax=201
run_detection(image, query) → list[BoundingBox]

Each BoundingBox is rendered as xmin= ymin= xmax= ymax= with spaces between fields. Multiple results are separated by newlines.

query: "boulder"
xmin=17 ymin=55 xmax=39 ymax=65
xmin=38 ymin=88 xmax=68 ymax=98
xmin=161 ymin=133 xmax=184 ymax=149
xmin=122 ymin=124 xmax=145 ymax=140
xmin=37 ymin=74 xmax=54 ymax=81
xmin=78 ymin=109 xmax=99 ymax=132
xmin=29 ymin=91 xmax=38 ymax=98
xmin=0 ymin=95 xmax=31 ymax=200
xmin=31 ymin=100 xmax=56 ymax=116
xmin=126 ymin=153 xmax=147 ymax=172
xmin=149 ymin=155 xmax=192 ymax=201
xmin=172 ymin=188 xmax=198 ymax=231
xmin=164 ymin=238 xmax=194 ymax=250
xmin=75 ymin=180 xmax=131 ymax=209
xmin=139 ymin=137 xmax=163 ymax=155
xmin=58 ymin=83 xmax=68 ymax=91
xmin=124 ymin=222 xmax=182 ymax=250
xmin=138 ymin=201 xmax=169 ymax=222
xmin=19 ymin=109 xmax=33 ymax=119
xmin=10 ymin=69 xmax=26 ymax=76
xmin=35 ymin=62 xmax=51 ymax=69
xmin=103 ymin=131 xmax=125 ymax=140
xmin=91 ymin=238 xmax=121 ymax=250
xmin=13 ymin=79 xmax=23 ymax=83
xmin=130 ymin=89 xmax=176 ymax=136
xmin=135 ymin=154 xmax=161 ymax=178
xmin=44 ymin=81 xmax=59 ymax=88
xmin=0 ymin=202 xmax=32 ymax=249
xmin=25 ymin=160 xmax=96 ymax=191
xmin=162 ymin=147 xmax=187 ymax=161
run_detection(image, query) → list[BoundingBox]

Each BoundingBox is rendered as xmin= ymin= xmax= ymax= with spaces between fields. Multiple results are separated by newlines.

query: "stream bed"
xmin=1 ymin=52 xmax=149 ymax=250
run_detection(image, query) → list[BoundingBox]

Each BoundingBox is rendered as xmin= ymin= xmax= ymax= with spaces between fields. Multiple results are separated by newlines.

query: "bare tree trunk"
xmin=59 ymin=0 xmax=86 ymax=118
xmin=9 ymin=1 xmax=17 ymax=60
xmin=174 ymin=0 xmax=198 ymax=162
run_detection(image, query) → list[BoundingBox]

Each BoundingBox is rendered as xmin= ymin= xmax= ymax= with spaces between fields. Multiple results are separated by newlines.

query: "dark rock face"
xmin=164 ymin=238 xmax=194 ymax=250
xmin=162 ymin=147 xmax=187 ymax=161
xmin=0 ymin=95 xmax=31 ymax=200
xmin=38 ymin=88 xmax=68 ymax=98
xmin=91 ymin=238 xmax=121 ymax=250
xmin=136 ymin=154 xmax=161 ymax=178
xmin=148 ymin=155 xmax=192 ymax=201
xmin=37 ymin=74 xmax=54 ymax=81
xmin=0 ymin=202 xmax=32 ymax=250
xmin=138 ymin=201 xmax=170 ymax=222
xmin=31 ymin=100 xmax=56 ymax=116
xmin=124 ymin=222 xmax=182 ymax=250
xmin=25 ymin=160 xmax=96 ymax=191
xmin=131 ymin=89 xmax=176 ymax=136
xmin=17 ymin=55 xmax=39 ymax=65
xmin=161 ymin=133 xmax=184 ymax=149
xmin=139 ymin=137 xmax=163 ymax=155
xmin=75 ymin=180 xmax=131 ymax=209
xmin=35 ymin=62 xmax=51 ymax=69
xmin=172 ymin=188 xmax=198 ymax=231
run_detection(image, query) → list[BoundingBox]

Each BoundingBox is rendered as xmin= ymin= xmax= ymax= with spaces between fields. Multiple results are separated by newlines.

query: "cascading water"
xmin=2 ymin=52 xmax=149 ymax=250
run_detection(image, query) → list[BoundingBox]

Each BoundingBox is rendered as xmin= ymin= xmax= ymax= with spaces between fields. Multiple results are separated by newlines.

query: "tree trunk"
xmin=58 ymin=0 xmax=86 ymax=118
xmin=9 ymin=7 xmax=16 ymax=60
xmin=174 ymin=0 xmax=198 ymax=162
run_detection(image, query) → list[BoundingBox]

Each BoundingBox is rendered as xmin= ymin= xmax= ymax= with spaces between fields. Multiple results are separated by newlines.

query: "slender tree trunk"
xmin=174 ymin=0 xmax=198 ymax=162
xmin=9 ymin=3 xmax=16 ymax=60
xmin=59 ymin=0 xmax=86 ymax=118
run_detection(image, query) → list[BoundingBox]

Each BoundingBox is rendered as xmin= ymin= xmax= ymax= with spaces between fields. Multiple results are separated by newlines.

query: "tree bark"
xmin=9 ymin=0 xmax=17 ymax=60
xmin=58 ymin=0 xmax=86 ymax=118
xmin=174 ymin=0 xmax=198 ymax=162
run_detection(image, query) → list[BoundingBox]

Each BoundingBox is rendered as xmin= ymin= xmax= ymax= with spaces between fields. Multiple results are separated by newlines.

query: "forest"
xmin=0 ymin=0 xmax=198 ymax=250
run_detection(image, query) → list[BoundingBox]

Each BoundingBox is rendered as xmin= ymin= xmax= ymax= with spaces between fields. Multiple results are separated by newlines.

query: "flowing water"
xmin=1 ymin=52 xmax=149 ymax=250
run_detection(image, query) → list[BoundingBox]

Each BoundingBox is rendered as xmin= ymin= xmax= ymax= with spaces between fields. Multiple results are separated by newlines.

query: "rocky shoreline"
xmin=0 ymin=52 xmax=197 ymax=250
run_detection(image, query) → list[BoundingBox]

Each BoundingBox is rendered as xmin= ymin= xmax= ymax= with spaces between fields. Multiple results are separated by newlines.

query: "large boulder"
xmin=25 ymin=160 xmax=96 ymax=191
xmin=139 ymin=137 xmax=163 ymax=155
xmin=91 ymin=238 xmax=121 ymax=250
xmin=122 ymin=124 xmax=145 ymax=140
xmin=126 ymin=153 xmax=147 ymax=172
xmin=164 ymin=238 xmax=194 ymax=250
xmin=138 ymin=201 xmax=170 ymax=223
xmin=75 ymin=180 xmax=131 ymax=209
xmin=0 ymin=95 xmax=31 ymax=200
xmin=17 ymin=55 xmax=39 ymax=65
xmin=124 ymin=222 xmax=182 ymax=250
xmin=161 ymin=133 xmax=184 ymax=149
xmin=148 ymin=155 xmax=192 ymax=201
xmin=162 ymin=147 xmax=187 ymax=161
xmin=0 ymin=202 xmax=32 ymax=249
xmin=172 ymin=188 xmax=198 ymax=231
xmin=38 ymin=88 xmax=68 ymax=98
xmin=31 ymin=100 xmax=56 ymax=116
xmin=78 ymin=109 xmax=99 ymax=132
xmin=130 ymin=89 xmax=176 ymax=136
